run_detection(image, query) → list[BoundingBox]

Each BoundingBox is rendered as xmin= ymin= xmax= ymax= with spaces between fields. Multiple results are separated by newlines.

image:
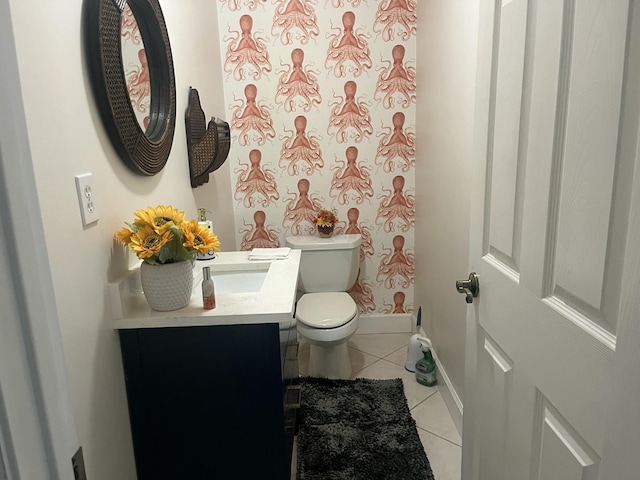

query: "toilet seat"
xmin=296 ymin=292 xmax=357 ymax=329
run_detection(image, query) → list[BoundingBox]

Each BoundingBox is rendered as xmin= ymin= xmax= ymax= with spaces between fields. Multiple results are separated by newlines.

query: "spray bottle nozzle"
xmin=417 ymin=336 xmax=432 ymax=351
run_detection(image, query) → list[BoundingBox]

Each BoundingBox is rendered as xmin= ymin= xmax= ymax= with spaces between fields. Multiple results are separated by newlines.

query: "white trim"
xmin=432 ymin=344 xmax=464 ymax=435
xmin=355 ymin=313 xmax=413 ymax=334
xmin=543 ymin=296 xmax=616 ymax=352
xmin=0 ymin=3 xmax=79 ymax=478
xmin=0 ymin=390 xmax=15 ymax=480
xmin=419 ymin=327 xmax=464 ymax=435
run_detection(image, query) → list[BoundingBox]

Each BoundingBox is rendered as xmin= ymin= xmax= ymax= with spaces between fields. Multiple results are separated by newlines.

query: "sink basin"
xmin=205 ymin=264 xmax=269 ymax=294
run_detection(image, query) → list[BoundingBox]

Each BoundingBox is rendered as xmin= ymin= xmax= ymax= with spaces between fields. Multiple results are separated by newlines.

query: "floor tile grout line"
xmin=416 ymin=425 xmax=463 ymax=448
xmin=347 ymin=346 xmax=408 ymax=359
xmin=349 ymin=349 xmax=409 ymax=367
xmin=348 ymin=347 xmax=385 ymax=360
xmin=409 ymin=388 xmax=439 ymax=410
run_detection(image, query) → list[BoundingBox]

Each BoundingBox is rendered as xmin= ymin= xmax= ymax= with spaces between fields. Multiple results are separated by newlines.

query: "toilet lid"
xmin=296 ymin=292 xmax=357 ymax=329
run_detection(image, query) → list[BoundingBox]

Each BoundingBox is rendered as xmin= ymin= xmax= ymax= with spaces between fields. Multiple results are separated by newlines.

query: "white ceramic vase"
xmin=140 ymin=261 xmax=194 ymax=311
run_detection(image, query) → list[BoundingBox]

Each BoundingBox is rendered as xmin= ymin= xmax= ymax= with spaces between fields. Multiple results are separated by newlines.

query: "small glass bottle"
xmin=202 ymin=266 xmax=216 ymax=310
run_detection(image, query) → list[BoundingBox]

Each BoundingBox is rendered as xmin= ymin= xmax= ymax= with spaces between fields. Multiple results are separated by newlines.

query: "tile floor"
xmin=294 ymin=332 xmax=462 ymax=480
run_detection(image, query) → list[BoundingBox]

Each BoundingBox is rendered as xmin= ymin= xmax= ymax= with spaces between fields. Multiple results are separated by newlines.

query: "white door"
xmin=462 ymin=1 xmax=640 ymax=479
xmin=0 ymin=2 xmax=80 ymax=478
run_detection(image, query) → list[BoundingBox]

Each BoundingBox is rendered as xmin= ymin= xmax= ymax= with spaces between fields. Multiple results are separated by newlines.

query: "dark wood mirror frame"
xmin=83 ymin=0 xmax=176 ymax=176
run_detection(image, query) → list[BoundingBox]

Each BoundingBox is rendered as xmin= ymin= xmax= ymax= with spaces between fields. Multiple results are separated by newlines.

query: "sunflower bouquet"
xmin=116 ymin=205 xmax=221 ymax=265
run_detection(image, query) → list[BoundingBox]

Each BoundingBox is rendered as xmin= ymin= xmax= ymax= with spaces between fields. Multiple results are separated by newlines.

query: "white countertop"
xmin=109 ymin=250 xmax=301 ymax=330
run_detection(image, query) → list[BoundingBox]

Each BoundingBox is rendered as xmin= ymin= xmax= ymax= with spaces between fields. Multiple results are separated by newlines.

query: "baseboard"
xmin=419 ymin=328 xmax=464 ymax=436
xmin=355 ymin=313 xmax=413 ymax=334
xmin=354 ymin=316 xmax=463 ymax=434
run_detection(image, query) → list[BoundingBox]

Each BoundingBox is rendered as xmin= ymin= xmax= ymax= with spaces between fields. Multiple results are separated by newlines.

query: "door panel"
xmin=521 ymin=0 xmax=628 ymax=345
xmin=487 ymin=0 xmax=527 ymax=271
xmin=463 ymin=0 xmax=638 ymax=478
xmin=539 ymin=0 xmax=627 ymax=335
xmin=531 ymin=392 xmax=601 ymax=480
xmin=477 ymin=332 xmax=513 ymax=480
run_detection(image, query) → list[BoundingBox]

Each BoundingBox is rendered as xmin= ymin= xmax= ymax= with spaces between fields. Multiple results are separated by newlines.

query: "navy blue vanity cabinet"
xmin=281 ymin=324 xmax=300 ymax=465
xmin=119 ymin=322 xmax=298 ymax=480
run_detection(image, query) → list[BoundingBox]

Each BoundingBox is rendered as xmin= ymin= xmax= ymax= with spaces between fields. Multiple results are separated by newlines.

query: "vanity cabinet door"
xmin=280 ymin=325 xmax=300 ymax=472
xmin=119 ymin=323 xmax=287 ymax=480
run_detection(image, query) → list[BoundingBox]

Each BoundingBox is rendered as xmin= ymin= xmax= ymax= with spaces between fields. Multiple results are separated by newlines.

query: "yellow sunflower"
xmin=134 ymin=205 xmax=186 ymax=234
xmin=115 ymin=226 xmax=134 ymax=245
xmin=129 ymin=224 xmax=173 ymax=259
xmin=181 ymin=220 xmax=221 ymax=254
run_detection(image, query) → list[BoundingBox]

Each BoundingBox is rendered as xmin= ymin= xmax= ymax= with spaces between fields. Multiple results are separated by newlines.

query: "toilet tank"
xmin=285 ymin=234 xmax=362 ymax=293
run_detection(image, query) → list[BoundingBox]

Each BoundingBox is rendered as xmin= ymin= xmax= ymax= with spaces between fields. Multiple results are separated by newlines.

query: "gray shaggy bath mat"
xmin=296 ymin=377 xmax=435 ymax=480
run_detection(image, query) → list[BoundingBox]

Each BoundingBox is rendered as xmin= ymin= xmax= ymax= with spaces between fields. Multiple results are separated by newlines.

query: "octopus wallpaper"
xmin=217 ymin=0 xmax=417 ymax=316
xmin=122 ymin=4 xmax=151 ymax=130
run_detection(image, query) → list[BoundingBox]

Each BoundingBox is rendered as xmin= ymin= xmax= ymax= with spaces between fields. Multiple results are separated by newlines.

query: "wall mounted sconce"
xmin=185 ymin=87 xmax=230 ymax=188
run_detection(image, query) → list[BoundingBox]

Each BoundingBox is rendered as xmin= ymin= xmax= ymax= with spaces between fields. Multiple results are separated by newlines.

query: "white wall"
xmin=7 ymin=1 xmax=233 ymax=478
xmin=415 ymin=1 xmax=479 ymax=415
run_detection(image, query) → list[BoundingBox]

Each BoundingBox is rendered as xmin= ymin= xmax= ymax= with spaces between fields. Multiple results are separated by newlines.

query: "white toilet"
xmin=285 ymin=233 xmax=362 ymax=379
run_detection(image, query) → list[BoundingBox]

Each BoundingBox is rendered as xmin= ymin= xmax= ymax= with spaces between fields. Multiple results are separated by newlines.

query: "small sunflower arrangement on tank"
xmin=315 ymin=207 xmax=338 ymax=238
xmin=116 ymin=205 xmax=221 ymax=265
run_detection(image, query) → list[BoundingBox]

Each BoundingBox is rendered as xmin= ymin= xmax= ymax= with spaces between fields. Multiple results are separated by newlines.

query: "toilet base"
xmin=308 ymin=342 xmax=351 ymax=379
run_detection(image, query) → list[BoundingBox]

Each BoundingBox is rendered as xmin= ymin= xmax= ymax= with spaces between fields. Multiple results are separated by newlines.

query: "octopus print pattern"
xmin=279 ymin=115 xmax=324 ymax=175
xmin=376 ymin=175 xmax=415 ymax=233
xmin=240 ymin=210 xmax=281 ymax=250
xmin=275 ymin=48 xmax=322 ymax=112
xmin=377 ymin=235 xmax=414 ymax=289
xmin=375 ymin=44 xmax=417 ymax=109
xmin=373 ymin=0 xmax=417 ymax=42
xmin=121 ymin=5 xmax=150 ymax=128
xmin=344 ymin=207 xmax=375 ymax=262
xmin=272 ymin=0 xmax=320 ymax=45
xmin=325 ymin=11 xmax=372 ymax=78
xmin=381 ymin=291 xmax=410 ymax=314
xmin=348 ymin=269 xmax=376 ymax=315
xmin=125 ymin=50 xmax=150 ymax=115
xmin=327 ymin=80 xmax=373 ymax=143
xmin=234 ymin=149 xmax=280 ymax=208
xmin=326 ymin=0 xmax=367 ymax=7
xmin=282 ymin=179 xmax=324 ymax=235
xmin=216 ymin=2 xmax=416 ymax=315
xmin=219 ymin=0 xmax=267 ymax=11
xmin=121 ymin=5 xmax=142 ymax=44
xmin=224 ymin=15 xmax=272 ymax=81
xmin=375 ymin=112 xmax=416 ymax=173
xmin=230 ymin=84 xmax=277 ymax=146
xmin=329 ymin=146 xmax=374 ymax=205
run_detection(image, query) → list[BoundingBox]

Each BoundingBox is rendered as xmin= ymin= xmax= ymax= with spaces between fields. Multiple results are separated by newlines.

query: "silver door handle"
xmin=456 ymin=272 xmax=479 ymax=304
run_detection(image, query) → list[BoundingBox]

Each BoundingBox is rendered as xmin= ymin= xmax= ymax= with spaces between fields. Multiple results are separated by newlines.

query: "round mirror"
xmin=84 ymin=0 xmax=176 ymax=176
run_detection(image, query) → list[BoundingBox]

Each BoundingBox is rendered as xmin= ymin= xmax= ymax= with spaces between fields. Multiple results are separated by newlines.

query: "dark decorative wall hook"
xmin=185 ymin=87 xmax=231 ymax=188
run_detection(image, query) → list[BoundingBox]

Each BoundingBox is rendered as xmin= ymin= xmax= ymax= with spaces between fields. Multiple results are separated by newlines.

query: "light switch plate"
xmin=75 ymin=173 xmax=99 ymax=226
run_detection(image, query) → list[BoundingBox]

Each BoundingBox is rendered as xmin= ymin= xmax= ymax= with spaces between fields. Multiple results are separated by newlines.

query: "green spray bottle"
xmin=415 ymin=337 xmax=437 ymax=387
